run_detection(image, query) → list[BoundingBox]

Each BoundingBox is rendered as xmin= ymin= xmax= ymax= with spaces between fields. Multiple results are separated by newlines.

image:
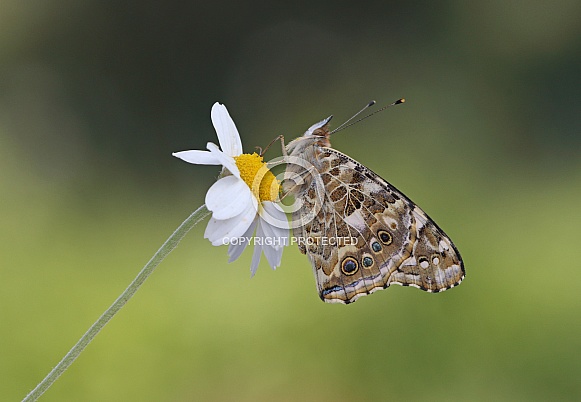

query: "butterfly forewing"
xmin=287 ymin=141 xmax=464 ymax=304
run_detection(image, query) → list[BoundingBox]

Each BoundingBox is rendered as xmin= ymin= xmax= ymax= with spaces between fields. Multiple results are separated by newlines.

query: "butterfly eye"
xmin=341 ymin=257 xmax=359 ymax=275
xmin=377 ymin=230 xmax=392 ymax=245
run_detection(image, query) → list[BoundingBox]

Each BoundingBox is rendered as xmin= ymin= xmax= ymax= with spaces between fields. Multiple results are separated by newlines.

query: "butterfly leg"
xmin=260 ymin=135 xmax=287 ymax=157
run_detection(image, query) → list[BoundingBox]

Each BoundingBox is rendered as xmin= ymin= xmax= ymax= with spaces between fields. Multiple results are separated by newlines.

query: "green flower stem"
xmin=22 ymin=204 xmax=211 ymax=402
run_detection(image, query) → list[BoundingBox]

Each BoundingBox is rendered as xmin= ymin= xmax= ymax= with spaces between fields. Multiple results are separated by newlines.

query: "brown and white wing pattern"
xmin=293 ymin=148 xmax=464 ymax=304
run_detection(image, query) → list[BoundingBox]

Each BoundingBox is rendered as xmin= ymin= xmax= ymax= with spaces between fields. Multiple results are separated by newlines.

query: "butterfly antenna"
xmin=330 ymin=98 xmax=405 ymax=135
xmin=330 ymin=100 xmax=376 ymax=134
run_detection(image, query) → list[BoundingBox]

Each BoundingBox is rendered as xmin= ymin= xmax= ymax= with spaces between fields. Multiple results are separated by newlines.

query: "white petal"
xmin=259 ymin=201 xmax=290 ymax=233
xmin=250 ymin=220 xmax=264 ymax=277
xmin=260 ymin=202 xmax=290 ymax=247
xmin=259 ymin=217 xmax=287 ymax=251
xmin=257 ymin=202 xmax=288 ymax=269
xmin=172 ymin=150 xmax=221 ymax=165
xmin=211 ymin=103 xmax=243 ymax=157
xmin=228 ymin=218 xmax=257 ymax=263
xmin=206 ymin=176 xmax=255 ymax=220
xmin=228 ymin=241 xmax=248 ymax=264
xmin=204 ymin=201 xmax=257 ymax=246
xmin=262 ymin=243 xmax=283 ymax=270
xmin=256 ymin=205 xmax=287 ymax=269
xmin=207 ymin=142 xmax=240 ymax=178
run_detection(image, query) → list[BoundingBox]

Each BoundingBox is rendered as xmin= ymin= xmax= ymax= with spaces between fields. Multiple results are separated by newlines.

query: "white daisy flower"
xmin=173 ymin=102 xmax=289 ymax=276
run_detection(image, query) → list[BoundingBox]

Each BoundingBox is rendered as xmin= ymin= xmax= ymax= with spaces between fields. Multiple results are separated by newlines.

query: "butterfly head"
xmin=286 ymin=115 xmax=333 ymax=156
xmin=302 ymin=115 xmax=332 ymax=147
xmin=304 ymin=116 xmax=332 ymax=136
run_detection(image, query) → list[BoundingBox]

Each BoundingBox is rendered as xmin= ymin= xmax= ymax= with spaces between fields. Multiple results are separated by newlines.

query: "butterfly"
xmin=281 ymin=100 xmax=465 ymax=304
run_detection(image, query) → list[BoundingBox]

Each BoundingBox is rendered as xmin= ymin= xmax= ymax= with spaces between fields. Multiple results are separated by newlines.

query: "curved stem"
xmin=22 ymin=204 xmax=211 ymax=402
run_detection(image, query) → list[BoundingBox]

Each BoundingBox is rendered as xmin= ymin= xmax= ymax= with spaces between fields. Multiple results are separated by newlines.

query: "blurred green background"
xmin=1 ymin=1 xmax=580 ymax=401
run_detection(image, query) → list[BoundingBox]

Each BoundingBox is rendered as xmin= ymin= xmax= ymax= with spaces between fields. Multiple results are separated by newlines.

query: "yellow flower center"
xmin=234 ymin=153 xmax=279 ymax=202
